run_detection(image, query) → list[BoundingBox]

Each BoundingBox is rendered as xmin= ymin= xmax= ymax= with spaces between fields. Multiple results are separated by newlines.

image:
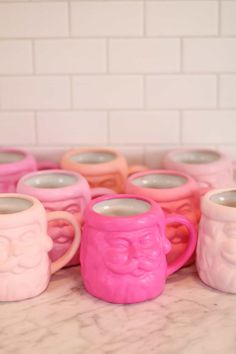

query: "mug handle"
xmin=91 ymin=187 xmax=116 ymax=199
xmin=47 ymin=211 xmax=81 ymax=274
xmin=37 ymin=160 xmax=59 ymax=170
xmin=128 ymin=165 xmax=147 ymax=176
xmin=166 ymin=214 xmax=197 ymax=276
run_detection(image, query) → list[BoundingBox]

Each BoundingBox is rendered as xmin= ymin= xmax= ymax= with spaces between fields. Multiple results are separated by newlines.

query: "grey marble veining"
xmin=0 ymin=266 xmax=235 ymax=354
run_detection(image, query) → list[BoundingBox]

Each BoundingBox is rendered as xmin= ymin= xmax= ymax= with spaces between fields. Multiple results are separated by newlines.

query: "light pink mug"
xmin=80 ymin=194 xmax=197 ymax=304
xmin=0 ymin=148 xmax=58 ymax=193
xmin=125 ymin=170 xmax=201 ymax=266
xmin=17 ymin=170 xmax=91 ymax=267
xmin=0 ymin=194 xmax=81 ymax=301
xmin=164 ymin=148 xmax=236 ymax=191
xmin=197 ymin=188 xmax=236 ymax=294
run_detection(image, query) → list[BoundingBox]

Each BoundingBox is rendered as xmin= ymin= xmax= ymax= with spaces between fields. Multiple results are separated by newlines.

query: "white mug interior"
xmin=0 ymin=197 xmax=33 ymax=214
xmin=71 ymin=151 xmax=116 ymax=165
xmin=210 ymin=190 xmax=236 ymax=208
xmin=93 ymin=197 xmax=151 ymax=217
xmin=24 ymin=172 xmax=78 ymax=189
xmin=132 ymin=173 xmax=188 ymax=189
xmin=172 ymin=150 xmax=220 ymax=165
xmin=0 ymin=151 xmax=25 ymax=164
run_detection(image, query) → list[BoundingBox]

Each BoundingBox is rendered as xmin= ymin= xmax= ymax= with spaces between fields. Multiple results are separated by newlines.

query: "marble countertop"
xmin=1 ymin=265 xmax=235 ymax=354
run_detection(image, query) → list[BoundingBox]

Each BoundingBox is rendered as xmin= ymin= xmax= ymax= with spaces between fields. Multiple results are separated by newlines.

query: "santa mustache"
xmin=104 ymin=255 xmax=160 ymax=275
xmin=49 ymin=223 xmax=74 ymax=243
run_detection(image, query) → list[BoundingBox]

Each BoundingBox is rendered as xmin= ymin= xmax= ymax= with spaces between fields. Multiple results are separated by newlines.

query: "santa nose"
xmin=130 ymin=243 xmax=142 ymax=258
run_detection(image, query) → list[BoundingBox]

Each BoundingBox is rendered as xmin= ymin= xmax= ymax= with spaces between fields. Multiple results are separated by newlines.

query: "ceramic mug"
xmin=125 ymin=170 xmax=201 ymax=266
xmin=80 ymin=194 xmax=197 ymax=304
xmin=197 ymin=188 xmax=236 ymax=294
xmin=17 ymin=170 xmax=90 ymax=266
xmin=0 ymin=194 xmax=80 ymax=301
xmin=0 ymin=148 xmax=58 ymax=193
xmin=60 ymin=147 xmax=147 ymax=194
xmin=163 ymin=148 xmax=236 ymax=191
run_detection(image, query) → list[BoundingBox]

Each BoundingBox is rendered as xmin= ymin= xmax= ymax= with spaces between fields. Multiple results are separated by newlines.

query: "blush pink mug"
xmin=197 ymin=188 xmax=236 ymax=294
xmin=125 ymin=170 xmax=201 ymax=266
xmin=0 ymin=148 xmax=58 ymax=193
xmin=0 ymin=193 xmax=80 ymax=301
xmin=17 ymin=170 xmax=91 ymax=267
xmin=163 ymin=148 xmax=236 ymax=191
xmin=80 ymin=194 xmax=197 ymax=304
xmin=60 ymin=147 xmax=147 ymax=194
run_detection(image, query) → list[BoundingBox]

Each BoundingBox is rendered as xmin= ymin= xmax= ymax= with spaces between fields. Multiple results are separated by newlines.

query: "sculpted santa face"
xmin=87 ymin=173 xmax=124 ymax=192
xmin=81 ymin=198 xmax=171 ymax=303
xmin=0 ymin=223 xmax=52 ymax=275
xmin=197 ymin=191 xmax=236 ymax=292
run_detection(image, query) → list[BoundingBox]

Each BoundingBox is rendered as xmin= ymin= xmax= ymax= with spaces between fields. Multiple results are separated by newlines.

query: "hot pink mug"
xmin=60 ymin=147 xmax=147 ymax=194
xmin=80 ymin=194 xmax=197 ymax=304
xmin=0 ymin=194 xmax=80 ymax=301
xmin=164 ymin=148 xmax=236 ymax=191
xmin=17 ymin=170 xmax=91 ymax=267
xmin=125 ymin=170 xmax=201 ymax=266
xmin=0 ymin=148 xmax=58 ymax=193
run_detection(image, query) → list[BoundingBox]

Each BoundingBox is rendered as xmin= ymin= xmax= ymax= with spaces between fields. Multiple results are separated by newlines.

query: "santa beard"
xmin=81 ymin=257 xmax=166 ymax=304
xmin=197 ymin=245 xmax=236 ymax=293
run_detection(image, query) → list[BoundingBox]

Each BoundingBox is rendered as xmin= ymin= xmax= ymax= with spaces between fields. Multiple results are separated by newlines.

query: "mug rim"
xmin=84 ymin=193 xmax=165 ymax=232
xmin=202 ymin=188 xmax=236 ymax=221
xmin=17 ymin=169 xmax=91 ymax=203
xmin=164 ymin=148 xmax=229 ymax=175
xmin=0 ymin=148 xmax=36 ymax=175
xmin=60 ymin=147 xmax=128 ymax=176
xmin=0 ymin=193 xmax=45 ymax=227
xmin=126 ymin=169 xmax=199 ymax=202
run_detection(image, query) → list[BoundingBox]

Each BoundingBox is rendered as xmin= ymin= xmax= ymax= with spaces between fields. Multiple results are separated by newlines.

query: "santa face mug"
xmin=60 ymin=147 xmax=146 ymax=194
xmin=0 ymin=194 xmax=81 ymax=301
xmin=125 ymin=170 xmax=201 ymax=266
xmin=0 ymin=148 xmax=37 ymax=193
xmin=17 ymin=170 xmax=90 ymax=267
xmin=197 ymin=188 xmax=236 ymax=294
xmin=0 ymin=147 xmax=59 ymax=193
xmin=80 ymin=194 xmax=197 ymax=304
xmin=163 ymin=148 xmax=235 ymax=191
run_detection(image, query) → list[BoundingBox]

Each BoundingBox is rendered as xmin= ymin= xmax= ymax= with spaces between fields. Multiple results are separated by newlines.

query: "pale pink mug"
xmin=125 ymin=170 xmax=201 ymax=266
xmin=80 ymin=194 xmax=197 ymax=304
xmin=164 ymin=148 xmax=236 ymax=191
xmin=17 ymin=170 xmax=91 ymax=267
xmin=60 ymin=147 xmax=147 ymax=194
xmin=197 ymin=188 xmax=236 ymax=294
xmin=0 ymin=148 xmax=58 ymax=193
xmin=0 ymin=194 xmax=80 ymax=301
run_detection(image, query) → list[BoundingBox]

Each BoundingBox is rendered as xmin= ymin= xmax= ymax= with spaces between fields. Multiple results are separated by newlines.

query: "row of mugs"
xmin=0 ymin=188 xmax=236 ymax=303
xmin=0 ymin=146 xmax=236 ymax=194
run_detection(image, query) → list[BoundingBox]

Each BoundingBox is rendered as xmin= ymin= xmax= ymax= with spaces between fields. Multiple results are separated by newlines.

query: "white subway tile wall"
xmin=0 ymin=0 xmax=235 ymax=167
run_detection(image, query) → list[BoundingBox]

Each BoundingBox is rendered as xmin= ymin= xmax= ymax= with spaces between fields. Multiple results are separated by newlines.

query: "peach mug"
xmin=164 ymin=148 xmax=235 ymax=191
xmin=17 ymin=170 xmax=90 ymax=267
xmin=80 ymin=194 xmax=197 ymax=304
xmin=60 ymin=147 xmax=146 ymax=194
xmin=0 ymin=148 xmax=58 ymax=193
xmin=125 ymin=170 xmax=201 ymax=266
xmin=197 ymin=188 xmax=236 ymax=294
xmin=0 ymin=194 xmax=80 ymax=301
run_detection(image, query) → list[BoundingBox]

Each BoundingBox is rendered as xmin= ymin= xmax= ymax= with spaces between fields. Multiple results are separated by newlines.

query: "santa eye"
xmin=109 ymin=238 xmax=129 ymax=250
xmin=101 ymin=179 xmax=114 ymax=188
xmin=177 ymin=204 xmax=192 ymax=214
xmin=65 ymin=204 xmax=81 ymax=213
xmin=140 ymin=235 xmax=156 ymax=248
xmin=21 ymin=232 xmax=35 ymax=244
